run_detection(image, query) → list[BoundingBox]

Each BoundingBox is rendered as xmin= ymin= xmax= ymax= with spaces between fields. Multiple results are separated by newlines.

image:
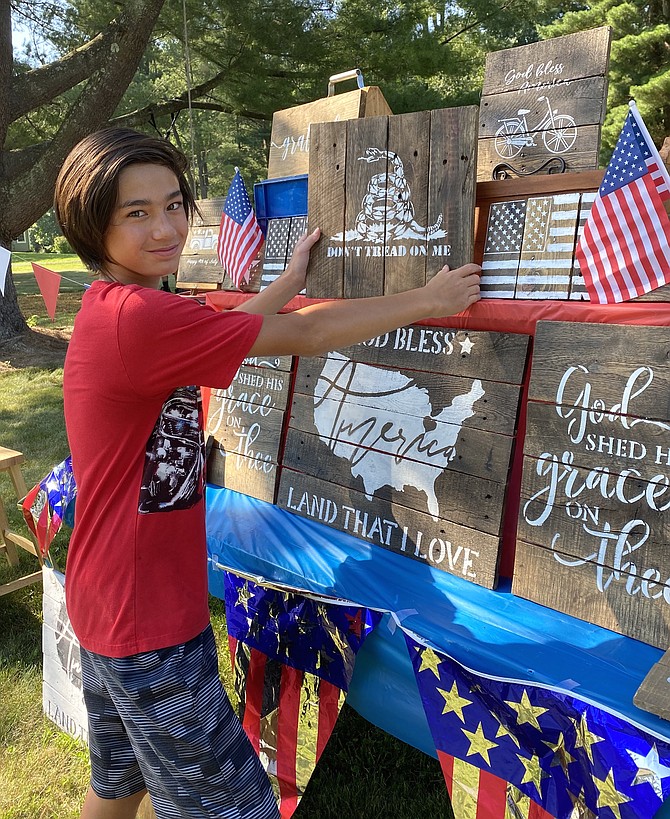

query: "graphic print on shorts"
xmin=139 ymin=386 xmax=204 ymax=513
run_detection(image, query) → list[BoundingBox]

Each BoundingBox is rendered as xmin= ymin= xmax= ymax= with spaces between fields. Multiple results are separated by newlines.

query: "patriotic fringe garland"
xmin=224 ymin=566 xmax=670 ymax=819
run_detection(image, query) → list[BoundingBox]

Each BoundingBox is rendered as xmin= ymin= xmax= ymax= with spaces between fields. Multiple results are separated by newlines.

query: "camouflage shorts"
xmin=80 ymin=624 xmax=279 ymax=819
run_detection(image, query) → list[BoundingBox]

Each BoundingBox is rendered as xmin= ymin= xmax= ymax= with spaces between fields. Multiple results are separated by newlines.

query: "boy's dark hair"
xmin=54 ymin=128 xmax=198 ymax=272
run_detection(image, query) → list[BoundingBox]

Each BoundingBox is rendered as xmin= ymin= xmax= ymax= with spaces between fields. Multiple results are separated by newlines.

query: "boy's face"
xmin=103 ymin=163 xmax=188 ymax=288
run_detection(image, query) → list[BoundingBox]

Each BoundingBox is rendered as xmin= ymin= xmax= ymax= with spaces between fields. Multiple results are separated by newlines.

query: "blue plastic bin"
xmin=254 ymin=174 xmax=308 ymax=235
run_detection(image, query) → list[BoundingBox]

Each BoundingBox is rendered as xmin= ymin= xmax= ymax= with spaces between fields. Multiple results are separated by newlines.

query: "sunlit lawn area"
xmin=0 ymin=256 xmax=453 ymax=818
xmin=9 ymin=253 xmax=89 ymax=332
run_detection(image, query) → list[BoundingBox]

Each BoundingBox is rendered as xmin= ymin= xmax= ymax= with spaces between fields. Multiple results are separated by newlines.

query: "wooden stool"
xmin=0 ymin=446 xmax=43 ymax=596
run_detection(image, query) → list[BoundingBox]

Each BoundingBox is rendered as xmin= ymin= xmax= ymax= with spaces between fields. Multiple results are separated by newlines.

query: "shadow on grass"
xmin=0 ymin=577 xmax=43 ymax=669
xmin=297 ymin=704 xmax=453 ymax=819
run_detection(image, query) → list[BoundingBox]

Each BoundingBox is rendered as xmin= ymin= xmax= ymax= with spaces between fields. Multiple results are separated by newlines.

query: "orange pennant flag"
xmin=31 ymin=263 xmax=62 ymax=319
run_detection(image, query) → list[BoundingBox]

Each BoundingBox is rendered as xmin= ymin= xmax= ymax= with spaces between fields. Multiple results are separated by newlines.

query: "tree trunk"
xmin=0 ymin=250 xmax=27 ymax=339
xmin=0 ymin=0 xmax=167 ymax=341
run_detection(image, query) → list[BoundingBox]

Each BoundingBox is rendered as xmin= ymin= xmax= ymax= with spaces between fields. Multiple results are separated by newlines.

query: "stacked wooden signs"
xmin=178 ymin=198 xmax=262 ymax=292
xmin=480 ymin=190 xmax=596 ymax=299
xmin=513 ymin=321 xmax=670 ymax=648
xmin=178 ymin=198 xmax=226 ymax=290
xmin=477 ymin=27 xmax=611 ymax=181
xmin=306 ymin=107 xmax=478 ymax=299
xmin=206 ymin=355 xmax=293 ymax=503
xmin=277 ymin=325 xmax=529 ymax=588
xmin=43 ymin=568 xmax=88 ymax=745
xmin=268 ymin=87 xmax=392 ymax=179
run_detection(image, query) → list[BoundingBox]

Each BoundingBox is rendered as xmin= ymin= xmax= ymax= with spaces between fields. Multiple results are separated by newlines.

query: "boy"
xmin=55 ymin=127 xmax=480 ymax=819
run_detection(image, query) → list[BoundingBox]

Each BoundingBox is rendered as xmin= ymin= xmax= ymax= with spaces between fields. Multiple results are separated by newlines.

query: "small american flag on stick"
xmin=575 ymin=101 xmax=670 ymax=304
xmin=217 ymin=167 xmax=264 ymax=288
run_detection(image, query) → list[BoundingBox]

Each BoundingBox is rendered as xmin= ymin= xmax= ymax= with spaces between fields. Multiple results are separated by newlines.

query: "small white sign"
xmin=0 ymin=246 xmax=10 ymax=296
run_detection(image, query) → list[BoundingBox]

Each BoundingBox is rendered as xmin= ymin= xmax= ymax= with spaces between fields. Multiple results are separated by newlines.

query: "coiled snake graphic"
xmin=338 ymin=148 xmax=447 ymax=243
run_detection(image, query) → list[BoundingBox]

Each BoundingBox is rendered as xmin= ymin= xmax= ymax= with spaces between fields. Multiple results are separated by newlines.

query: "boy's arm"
xmin=232 ymin=230 xmax=319 ymax=315
xmin=246 ymin=262 xmax=481 ymax=358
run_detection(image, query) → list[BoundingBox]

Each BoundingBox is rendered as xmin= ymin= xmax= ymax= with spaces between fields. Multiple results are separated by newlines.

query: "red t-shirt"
xmin=63 ymin=282 xmax=262 ymax=657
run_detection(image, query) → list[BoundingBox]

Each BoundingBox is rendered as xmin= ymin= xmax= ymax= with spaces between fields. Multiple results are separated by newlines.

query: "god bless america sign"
xmin=278 ymin=324 xmax=529 ymax=588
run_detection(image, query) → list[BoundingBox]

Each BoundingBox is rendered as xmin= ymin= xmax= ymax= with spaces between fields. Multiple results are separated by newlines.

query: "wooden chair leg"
xmin=0 ymin=448 xmax=43 ymax=592
xmin=0 ymin=498 xmax=20 ymax=567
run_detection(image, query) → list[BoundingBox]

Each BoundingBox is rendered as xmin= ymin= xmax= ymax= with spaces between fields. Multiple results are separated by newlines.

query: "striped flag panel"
xmin=569 ymin=192 xmax=597 ymax=300
xmin=481 ymin=200 xmax=526 ymax=298
xmin=260 ymin=218 xmax=292 ymax=290
xmin=260 ymin=217 xmax=309 ymax=292
xmin=439 ymin=752 xmax=558 ymax=819
xmin=224 ymin=572 xmax=380 ymax=818
xmin=515 ymin=194 xmax=580 ymax=300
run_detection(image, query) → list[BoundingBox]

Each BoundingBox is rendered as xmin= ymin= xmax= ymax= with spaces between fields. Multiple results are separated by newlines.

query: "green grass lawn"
xmin=9 ymin=252 xmax=89 ymax=332
xmin=0 ymin=260 xmax=454 ymax=818
xmin=10 ymin=252 xmax=88 ymax=282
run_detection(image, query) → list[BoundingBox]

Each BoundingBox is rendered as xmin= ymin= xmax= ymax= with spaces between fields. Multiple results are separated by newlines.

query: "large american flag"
xmin=217 ymin=168 xmax=264 ymax=288
xmin=575 ymin=101 xmax=670 ymax=304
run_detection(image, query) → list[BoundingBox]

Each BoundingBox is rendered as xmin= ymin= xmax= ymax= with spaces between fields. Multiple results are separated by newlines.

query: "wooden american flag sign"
xmin=516 ymin=194 xmax=580 ymax=299
xmin=260 ymin=217 xmax=308 ymax=291
xmin=480 ymin=200 xmax=527 ymax=298
xmin=480 ymin=191 xmax=603 ymax=301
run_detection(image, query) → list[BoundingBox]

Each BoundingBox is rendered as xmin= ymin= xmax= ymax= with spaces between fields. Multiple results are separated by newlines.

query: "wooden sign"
xmin=178 ymin=198 xmax=261 ymax=292
xmin=480 ymin=190 xmax=598 ymax=300
xmin=513 ymin=320 xmax=670 ymax=648
xmin=278 ymin=325 xmax=529 ymax=587
xmin=307 ymin=107 xmax=479 ymax=299
xmin=259 ymin=216 xmax=308 ymax=291
xmin=206 ymin=357 xmax=293 ymax=503
xmin=568 ymin=192 xmax=596 ymax=300
xmin=634 ymin=649 xmax=670 ymax=720
xmin=42 ymin=568 xmax=88 ymax=745
xmin=477 ymin=27 xmax=611 ymax=181
xmin=267 ymin=86 xmax=392 ymax=179
xmin=178 ymin=198 xmax=226 ymax=289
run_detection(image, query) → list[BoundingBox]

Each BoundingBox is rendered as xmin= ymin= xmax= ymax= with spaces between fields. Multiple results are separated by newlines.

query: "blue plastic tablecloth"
xmin=206 ymin=485 xmax=670 ymax=816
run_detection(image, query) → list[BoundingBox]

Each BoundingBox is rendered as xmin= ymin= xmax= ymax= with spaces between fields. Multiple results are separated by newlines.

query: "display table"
xmin=206 ymin=485 xmax=670 ymax=816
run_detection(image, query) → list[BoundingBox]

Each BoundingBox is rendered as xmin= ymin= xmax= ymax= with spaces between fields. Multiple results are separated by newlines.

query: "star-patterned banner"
xmin=223 ymin=570 xmax=383 ymax=818
xmin=404 ymin=631 xmax=670 ymax=819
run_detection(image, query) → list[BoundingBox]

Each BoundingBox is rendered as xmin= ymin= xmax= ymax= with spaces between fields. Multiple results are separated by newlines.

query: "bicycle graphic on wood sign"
xmin=494 ymin=96 xmax=577 ymax=159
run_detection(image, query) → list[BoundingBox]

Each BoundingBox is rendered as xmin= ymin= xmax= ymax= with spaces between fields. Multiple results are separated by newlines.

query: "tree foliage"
xmin=2 ymin=0 xmax=167 ymax=337
xmin=539 ymin=0 xmax=670 ymax=158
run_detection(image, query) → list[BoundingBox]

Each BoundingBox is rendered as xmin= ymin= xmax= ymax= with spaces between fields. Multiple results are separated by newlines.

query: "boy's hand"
xmin=282 ymin=228 xmax=321 ymax=293
xmin=423 ymin=263 xmax=481 ymax=316
xmin=232 ymin=228 xmax=321 ymax=316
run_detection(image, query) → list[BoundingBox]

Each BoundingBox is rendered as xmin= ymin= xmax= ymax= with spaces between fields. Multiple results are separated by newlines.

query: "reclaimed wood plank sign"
xmin=178 ymin=198 xmax=226 ymax=290
xmin=479 ymin=190 xmax=598 ymax=300
xmin=267 ymin=86 xmax=392 ymax=178
xmin=277 ymin=325 xmax=530 ymax=587
xmin=633 ymin=648 xmax=670 ymax=721
xmin=477 ymin=27 xmax=611 ymax=181
xmin=568 ymin=192 xmax=596 ymax=300
xmin=259 ymin=216 xmax=308 ymax=291
xmin=307 ymin=107 xmax=479 ymax=299
xmin=206 ymin=355 xmax=293 ymax=503
xmin=513 ymin=320 xmax=670 ymax=648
